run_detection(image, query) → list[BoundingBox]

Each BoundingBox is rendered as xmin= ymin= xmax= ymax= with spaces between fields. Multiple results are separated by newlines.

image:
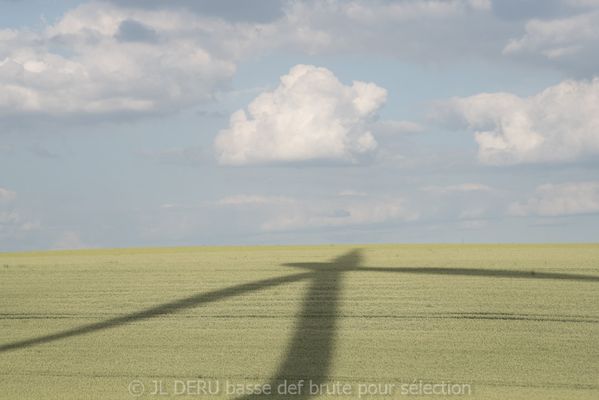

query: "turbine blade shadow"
xmin=356 ymin=266 xmax=599 ymax=282
xmin=0 ymin=272 xmax=312 ymax=353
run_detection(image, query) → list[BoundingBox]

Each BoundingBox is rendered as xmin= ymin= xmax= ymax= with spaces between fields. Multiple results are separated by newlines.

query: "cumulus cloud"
xmin=215 ymin=64 xmax=386 ymax=165
xmin=3 ymin=0 xmax=592 ymax=130
xmin=0 ymin=0 xmax=490 ymax=126
xmin=445 ymin=78 xmax=599 ymax=164
xmin=509 ymin=181 xmax=599 ymax=216
xmin=503 ymin=7 xmax=599 ymax=75
xmin=0 ymin=2 xmax=238 ymax=123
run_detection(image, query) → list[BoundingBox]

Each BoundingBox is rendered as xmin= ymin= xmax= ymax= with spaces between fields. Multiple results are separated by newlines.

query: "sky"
xmin=1 ymin=0 xmax=598 ymax=251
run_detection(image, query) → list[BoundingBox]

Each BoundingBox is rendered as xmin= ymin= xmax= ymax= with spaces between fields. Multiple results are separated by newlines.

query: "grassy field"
xmin=0 ymin=244 xmax=598 ymax=399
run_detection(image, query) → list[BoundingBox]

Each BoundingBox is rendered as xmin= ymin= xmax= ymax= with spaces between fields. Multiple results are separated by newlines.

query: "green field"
xmin=1 ymin=244 xmax=598 ymax=399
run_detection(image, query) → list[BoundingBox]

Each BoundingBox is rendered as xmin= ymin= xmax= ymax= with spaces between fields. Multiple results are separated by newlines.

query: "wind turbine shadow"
xmin=239 ymin=250 xmax=361 ymax=399
xmin=355 ymin=266 xmax=599 ymax=282
xmin=0 ymin=271 xmax=312 ymax=353
xmin=1 ymin=247 xmax=598 ymax=400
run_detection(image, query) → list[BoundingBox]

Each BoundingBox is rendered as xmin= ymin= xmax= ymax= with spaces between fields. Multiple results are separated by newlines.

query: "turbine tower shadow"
xmin=239 ymin=250 xmax=361 ymax=399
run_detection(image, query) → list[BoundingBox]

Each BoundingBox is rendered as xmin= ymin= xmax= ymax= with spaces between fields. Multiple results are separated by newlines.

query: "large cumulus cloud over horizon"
xmin=214 ymin=64 xmax=387 ymax=165
xmin=444 ymin=78 xmax=599 ymax=165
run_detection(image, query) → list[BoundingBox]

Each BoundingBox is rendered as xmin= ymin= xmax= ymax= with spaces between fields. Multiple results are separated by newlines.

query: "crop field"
xmin=0 ymin=244 xmax=598 ymax=399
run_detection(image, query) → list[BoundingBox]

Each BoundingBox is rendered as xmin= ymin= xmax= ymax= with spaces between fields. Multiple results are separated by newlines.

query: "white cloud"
xmin=102 ymin=0 xmax=504 ymax=66
xmin=262 ymin=0 xmax=509 ymax=63
xmin=2 ymin=0 xmax=586 ymax=129
xmin=509 ymin=181 xmax=599 ymax=216
xmin=211 ymin=192 xmax=417 ymax=232
xmin=0 ymin=2 xmax=238 ymax=121
xmin=264 ymin=0 xmax=599 ymax=76
xmin=446 ymin=78 xmax=599 ymax=164
xmin=3 ymin=0 xmax=595 ymax=130
xmin=261 ymin=197 xmax=418 ymax=231
xmin=215 ymin=64 xmax=386 ymax=165
xmin=503 ymin=8 xmax=599 ymax=75
xmin=0 ymin=0 xmax=494 ymax=127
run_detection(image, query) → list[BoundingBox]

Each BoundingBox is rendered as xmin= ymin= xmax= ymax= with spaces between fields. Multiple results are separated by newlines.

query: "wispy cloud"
xmin=262 ymin=197 xmax=418 ymax=231
xmin=509 ymin=181 xmax=599 ymax=217
xmin=421 ymin=183 xmax=494 ymax=194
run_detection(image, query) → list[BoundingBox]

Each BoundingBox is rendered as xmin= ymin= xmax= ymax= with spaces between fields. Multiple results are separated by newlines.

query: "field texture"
xmin=0 ymin=244 xmax=598 ymax=399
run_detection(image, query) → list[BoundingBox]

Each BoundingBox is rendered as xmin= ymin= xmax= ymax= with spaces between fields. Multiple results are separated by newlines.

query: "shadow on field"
xmin=355 ymin=266 xmax=599 ymax=282
xmin=0 ymin=272 xmax=312 ymax=353
xmin=239 ymin=250 xmax=361 ymax=399
xmin=1 ymin=246 xmax=598 ymax=400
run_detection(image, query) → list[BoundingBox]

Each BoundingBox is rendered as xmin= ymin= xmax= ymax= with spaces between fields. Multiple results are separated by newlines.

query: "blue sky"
xmin=1 ymin=0 xmax=598 ymax=250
